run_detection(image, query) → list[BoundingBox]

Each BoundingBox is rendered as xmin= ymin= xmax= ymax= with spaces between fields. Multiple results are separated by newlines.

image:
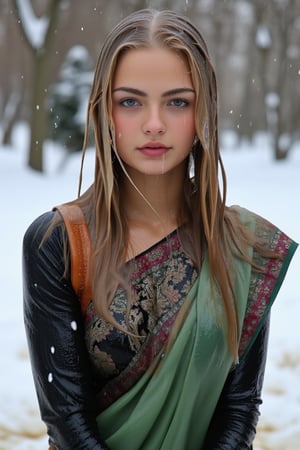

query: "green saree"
xmin=96 ymin=207 xmax=297 ymax=449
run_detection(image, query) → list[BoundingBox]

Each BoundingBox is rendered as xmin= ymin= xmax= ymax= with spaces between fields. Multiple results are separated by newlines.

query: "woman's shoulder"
xmin=227 ymin=204 xmax=298 ymax=257
xmin=227 ymin=204 xmax=268 ymax=226
xmin=23 ymin=210 xmax=63 ymax=252
xmin=24 ymin=210 xmax=55 ymax=237
xmin=227 ymin=204 xmax=283 ymax=237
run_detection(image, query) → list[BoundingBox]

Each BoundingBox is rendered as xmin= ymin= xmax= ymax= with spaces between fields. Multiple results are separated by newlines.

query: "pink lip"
xmin=137 ymin=142 xmax=171 ymax=157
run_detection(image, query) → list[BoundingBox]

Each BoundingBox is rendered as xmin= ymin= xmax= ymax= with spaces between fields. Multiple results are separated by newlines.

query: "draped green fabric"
xmin=96 ymin=206 xmax=298 ymax=449
xmin=96 ymin=215 xmax=254 ymax=449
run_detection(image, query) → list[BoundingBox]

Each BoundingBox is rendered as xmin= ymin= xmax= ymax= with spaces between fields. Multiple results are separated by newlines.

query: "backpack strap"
xmin=54 ymin=204 xmax=92 ymax=315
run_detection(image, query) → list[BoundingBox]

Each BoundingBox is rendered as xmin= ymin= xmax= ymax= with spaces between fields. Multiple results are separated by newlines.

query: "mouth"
xmin=137 ymin=142 xmax=171 ymax=157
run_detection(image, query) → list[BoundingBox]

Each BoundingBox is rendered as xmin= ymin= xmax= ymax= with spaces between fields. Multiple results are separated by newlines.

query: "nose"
xmin=142 ymin=106 xmax=166 ymax=135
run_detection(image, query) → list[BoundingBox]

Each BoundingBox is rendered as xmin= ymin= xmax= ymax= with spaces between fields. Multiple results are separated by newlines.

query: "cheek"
xmin=112 ymin=113 xmax=123 ymax=133
xmin=113 ymin=114 xmax=136 ymax=141
xmin=112 ymin=117 xmax=125 ymax=145
xmin=174 ymin=113 xmax=195 ymax=140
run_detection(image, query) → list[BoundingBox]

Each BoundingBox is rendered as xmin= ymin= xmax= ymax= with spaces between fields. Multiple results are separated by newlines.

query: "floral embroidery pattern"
xmin=84 ymin=230 xmax=198 ymax=397
xmin=83 ymin=211 xmax=296 ymax=412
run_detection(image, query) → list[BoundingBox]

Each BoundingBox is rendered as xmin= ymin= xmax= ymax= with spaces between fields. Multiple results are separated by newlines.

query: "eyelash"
xmin=120 ymin=98 xmax=140 ymax=107
xmin=119 ymin=98 xmax=190 ymax=108
xmin=169 ymin=99 xmax=189 ymax=108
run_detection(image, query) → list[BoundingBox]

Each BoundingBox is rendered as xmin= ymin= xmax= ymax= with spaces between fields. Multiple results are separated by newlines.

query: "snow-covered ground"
xmin=0 ymin=124 xmax=299 ymax=449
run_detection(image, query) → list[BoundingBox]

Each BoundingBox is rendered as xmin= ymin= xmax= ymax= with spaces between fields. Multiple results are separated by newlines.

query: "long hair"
xmin=66 ymin=9 xmax=272 ymax=357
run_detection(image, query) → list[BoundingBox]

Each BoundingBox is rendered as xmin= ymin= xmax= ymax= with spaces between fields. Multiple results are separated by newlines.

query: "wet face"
xmin=111 ymin=47 xmax=196 ymax=179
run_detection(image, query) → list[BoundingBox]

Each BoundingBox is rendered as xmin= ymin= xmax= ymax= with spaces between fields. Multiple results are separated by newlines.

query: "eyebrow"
xmin=112 ymin=87 xmax=195 ymax=97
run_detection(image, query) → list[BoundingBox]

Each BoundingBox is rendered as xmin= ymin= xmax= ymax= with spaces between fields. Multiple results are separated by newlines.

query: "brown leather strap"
xmin=54 ymin=204 xmax=92 ymax=315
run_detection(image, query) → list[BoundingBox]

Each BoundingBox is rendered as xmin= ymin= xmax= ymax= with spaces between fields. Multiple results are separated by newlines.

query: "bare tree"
xmin=270 ymin=0 xmax=298 ymax=159
xmin=252 ymin=0 xmax=299 ymax=159
xmin=1 ymin=80 xmax=22 ymax=146
xmin=12 ymin=0 xmax=61 ymax=172
xmin=4 ymin=0 xmax=298 ymax=166
xmin=0 ymin=2 xmax=24 ymax=147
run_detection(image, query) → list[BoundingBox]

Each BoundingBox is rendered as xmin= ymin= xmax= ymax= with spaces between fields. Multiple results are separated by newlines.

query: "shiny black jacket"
xmin=23 ymin=212 xmax=269 ymax=449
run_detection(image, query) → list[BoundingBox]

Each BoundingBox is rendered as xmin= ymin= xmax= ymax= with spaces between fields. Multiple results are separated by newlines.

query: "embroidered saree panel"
xmin=84 ymin=206 xmax=297 ymax=449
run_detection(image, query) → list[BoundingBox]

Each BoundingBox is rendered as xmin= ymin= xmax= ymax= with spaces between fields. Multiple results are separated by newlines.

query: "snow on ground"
xmin=0 ymin=124 xmax=299 ymax=449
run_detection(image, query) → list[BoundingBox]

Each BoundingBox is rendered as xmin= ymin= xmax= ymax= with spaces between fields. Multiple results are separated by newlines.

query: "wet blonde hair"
xmin=63 ymin=9 xmax=268 ymax=357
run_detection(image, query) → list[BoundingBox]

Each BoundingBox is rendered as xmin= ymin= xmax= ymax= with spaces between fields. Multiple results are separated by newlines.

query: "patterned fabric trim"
xmin=238 ymin=221 xmax=298 ymax=359
xmin=96 ymin=312 xmax=179 ymax=412
xmin=86 ymin=231 xmax=197 ymax=412
xmin=91 ymin=208 xmax=297 ymax=411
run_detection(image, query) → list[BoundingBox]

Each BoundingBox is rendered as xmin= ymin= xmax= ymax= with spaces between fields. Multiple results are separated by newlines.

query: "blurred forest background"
xmin=0 ymin=0 xmax=300 ymax=172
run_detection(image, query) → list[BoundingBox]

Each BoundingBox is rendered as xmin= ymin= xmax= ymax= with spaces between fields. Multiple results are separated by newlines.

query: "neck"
xmin=120 ymin=170 xmax=187 ymax=227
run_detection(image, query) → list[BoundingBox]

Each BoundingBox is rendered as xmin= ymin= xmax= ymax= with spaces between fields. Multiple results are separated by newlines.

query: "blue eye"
xmin=170 ymin=98 xmax=189 ymax=107
xmin=121 ymin=98 xmax=139 ymax=107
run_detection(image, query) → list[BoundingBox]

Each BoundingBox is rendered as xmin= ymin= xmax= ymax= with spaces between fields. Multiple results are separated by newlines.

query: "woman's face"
xmin=111 ymin=47 xmax=196 ymax=179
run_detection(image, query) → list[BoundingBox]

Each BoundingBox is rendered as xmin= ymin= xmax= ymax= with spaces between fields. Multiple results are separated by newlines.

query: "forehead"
xmin=112 ymin=47 xmax=193 ymax=90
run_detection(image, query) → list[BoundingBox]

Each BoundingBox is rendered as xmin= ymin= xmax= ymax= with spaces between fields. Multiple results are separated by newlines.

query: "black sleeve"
xmin=203 ymin=315 xmax=270 ymax=450
xmin=22 ymin=212 xmax=109 ymax=450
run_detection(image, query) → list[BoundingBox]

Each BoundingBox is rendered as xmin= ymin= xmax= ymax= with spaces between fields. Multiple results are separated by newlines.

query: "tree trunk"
xmin=272 ymin=2 xmax=290 ymax=161
xmin=1 ymin=87 xmax=22 ymax=146
xmin=28 ymin=52 xmax=49 ymax=171
xmin=12 ymin=0 xmax=61 ymax=172
xmin=28 ymin=1 xmax=60 ymax=171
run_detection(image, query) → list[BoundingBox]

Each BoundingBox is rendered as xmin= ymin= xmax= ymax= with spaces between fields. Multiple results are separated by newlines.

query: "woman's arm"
xmin=203 ymin=315 xmax=270 ymax=450
xmin=23 ymin=212 xmax=109 ymax=450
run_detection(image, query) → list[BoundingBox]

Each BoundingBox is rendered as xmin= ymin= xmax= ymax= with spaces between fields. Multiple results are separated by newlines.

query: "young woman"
xmin=22 ymin=8 xmax=297 ymax=450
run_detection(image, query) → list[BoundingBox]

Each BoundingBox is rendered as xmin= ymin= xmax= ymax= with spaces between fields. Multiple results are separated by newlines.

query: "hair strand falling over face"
xmin=74 ymin=8 xmax=273 ymax=358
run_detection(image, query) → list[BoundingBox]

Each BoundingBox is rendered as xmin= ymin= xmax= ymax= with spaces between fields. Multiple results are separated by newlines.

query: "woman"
xmin=22 ymin=8 xmax=297 ymax=450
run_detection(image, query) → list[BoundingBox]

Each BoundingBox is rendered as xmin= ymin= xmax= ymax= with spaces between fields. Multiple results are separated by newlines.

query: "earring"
xmin=193 ymin=135 xmax=199 ymax=146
